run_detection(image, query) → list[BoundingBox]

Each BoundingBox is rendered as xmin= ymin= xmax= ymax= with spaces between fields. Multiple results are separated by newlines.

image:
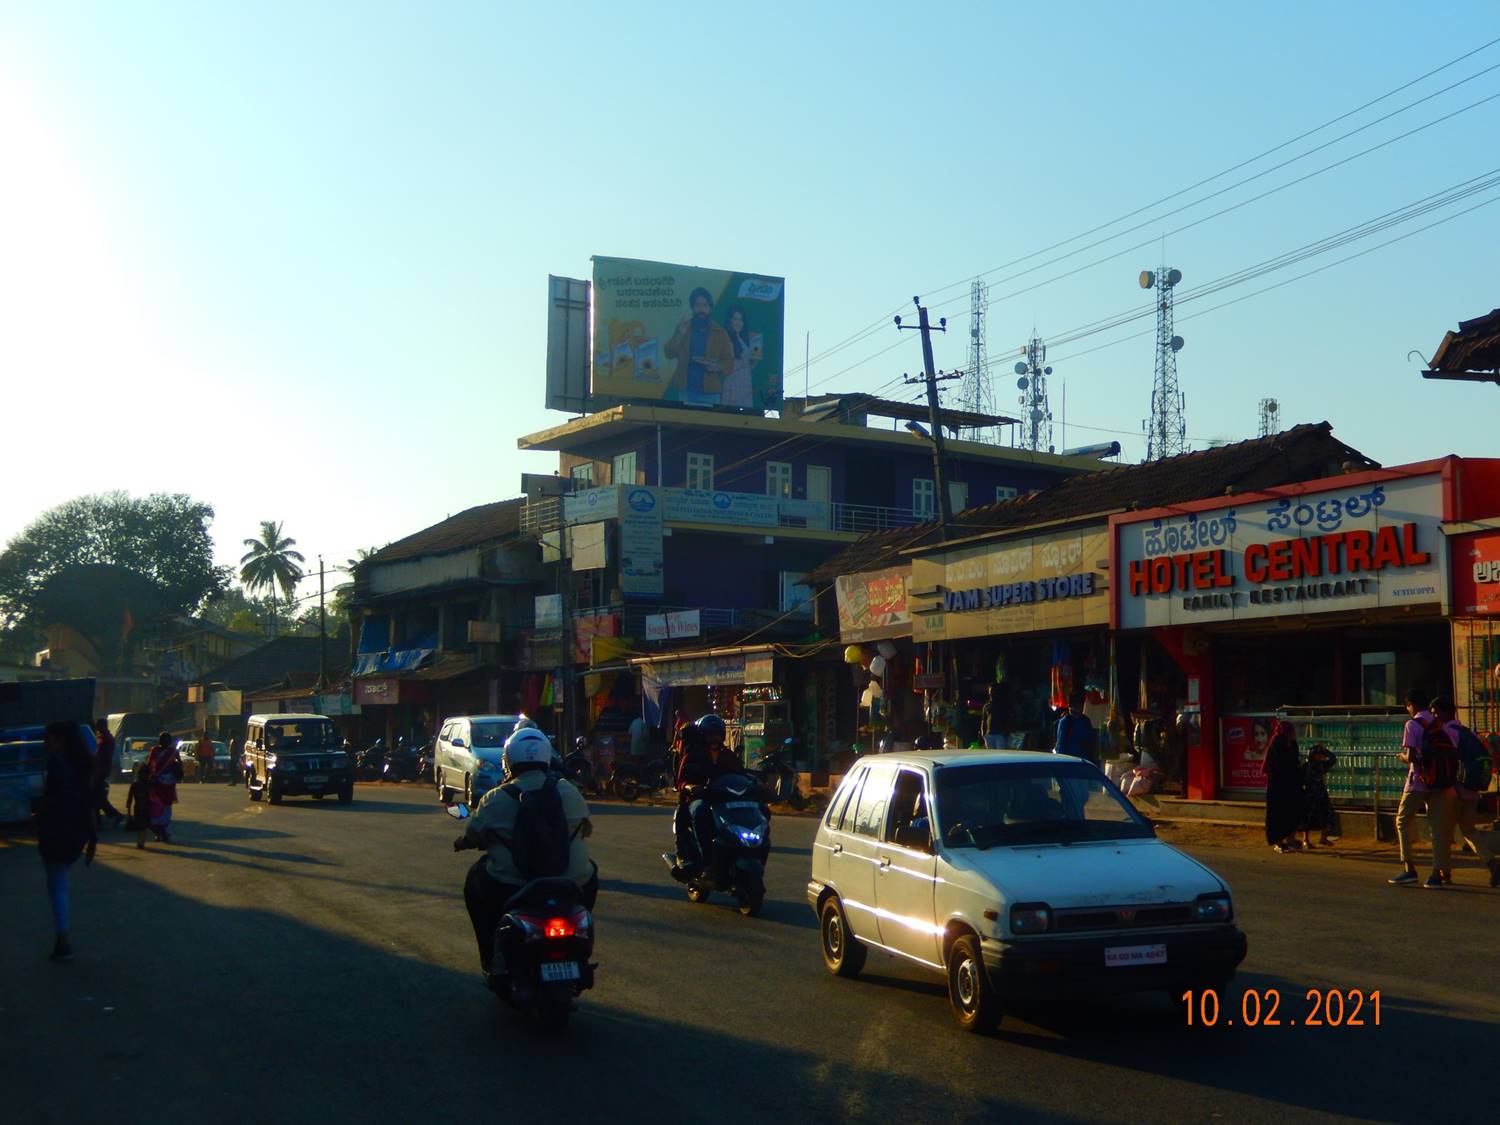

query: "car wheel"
xmin=338 ymin=783 xmax=353 ymax=805
xmin=268 ymin=780 xmax=283 ymax=805
xmin=249 ymin=776 xmax=261 ymax=802
xmin=819 ymin=897 xmax=866 ymax=978
xmin=947 ymin=934 xmax=1002 ymax=1033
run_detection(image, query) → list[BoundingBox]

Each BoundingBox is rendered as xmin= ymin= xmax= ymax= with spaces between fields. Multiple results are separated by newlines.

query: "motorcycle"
xmin=662 ymin=772 xmax=770 ymax=917
xmin=562 ymin=750 xmax=603 ymax=797
xmin=355 ymin=739 xmax=388 ymax=779
xmin=607 ymin=757 xmax=671 ymax=802
xmin=381 ymin=743 xmax=422 ymax=782
xmin=448 ymin=804 xmax=595 ymax=1030
xmin=753 ymin=742 xmax=807 ymax=810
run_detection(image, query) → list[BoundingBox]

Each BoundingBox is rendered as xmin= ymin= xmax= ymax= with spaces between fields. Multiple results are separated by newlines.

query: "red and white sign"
xmin=1451 ymin=529 xmax=1500 ymax=615
xmin=645 ymin=610 xmax=701 ymax=642
xmin=1219 ymin=714 xmax=1274 ymax=791
xmin=354 ymin=678 xmax=399 ymax=706
xmin=1114 ymin=472 xmax=1448 ymax=629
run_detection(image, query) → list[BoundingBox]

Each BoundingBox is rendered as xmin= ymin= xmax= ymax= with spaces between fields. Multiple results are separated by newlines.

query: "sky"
xmin=3 ymin=1 xmax=1498 ymax=605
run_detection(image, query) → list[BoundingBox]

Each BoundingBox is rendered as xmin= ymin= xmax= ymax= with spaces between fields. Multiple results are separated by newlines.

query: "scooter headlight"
xmin=731 ymin=824 xmax=765 ymax=846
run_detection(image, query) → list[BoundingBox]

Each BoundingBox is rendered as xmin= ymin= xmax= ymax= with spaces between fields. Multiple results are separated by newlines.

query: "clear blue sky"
xmin=3 ymin=1 xmax=1498 ymax=600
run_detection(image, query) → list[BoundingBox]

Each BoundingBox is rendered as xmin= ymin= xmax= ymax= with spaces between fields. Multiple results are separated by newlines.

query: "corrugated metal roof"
xmin=807 ymin=423 xmax=1376 ymax=582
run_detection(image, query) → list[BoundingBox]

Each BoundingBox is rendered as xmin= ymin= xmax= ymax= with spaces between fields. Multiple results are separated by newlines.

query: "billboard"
xmin=545 ymin=276 xmax=593 ymax=414
xmin=835 ymin=566 xmax=911 ymax=643
xmin=591 ymin=256 xmax=784 ymax=412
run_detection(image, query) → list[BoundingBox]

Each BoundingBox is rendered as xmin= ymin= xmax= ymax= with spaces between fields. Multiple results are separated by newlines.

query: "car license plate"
xmin=304 ymin=775 xmax=328 ymax=785
xmin=1104 ymin=943 xmax=1167 ymax=967
xmin=539 ymin=961 xmax=580 ymax=982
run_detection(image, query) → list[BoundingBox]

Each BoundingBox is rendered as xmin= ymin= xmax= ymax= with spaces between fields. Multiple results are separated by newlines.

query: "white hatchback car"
xmin=808 ymin=751 xmax=1247 ymax=1032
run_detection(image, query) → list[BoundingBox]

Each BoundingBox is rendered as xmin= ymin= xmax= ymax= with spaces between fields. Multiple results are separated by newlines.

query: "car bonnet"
xmin=950 ymin=838 xmax=1227 ymax=910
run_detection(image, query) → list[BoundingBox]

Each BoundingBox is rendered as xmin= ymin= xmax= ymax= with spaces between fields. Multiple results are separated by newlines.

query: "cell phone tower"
xmin=962 ymin=278 xmax=993 ymax=441
xmin=1257 ymin=397 xmax=1280 ymax=437
xmin=1139 ymin=266 xmax=1186 ymax=461
xmin=1013 ymin=335 xmax=1053 ymax=453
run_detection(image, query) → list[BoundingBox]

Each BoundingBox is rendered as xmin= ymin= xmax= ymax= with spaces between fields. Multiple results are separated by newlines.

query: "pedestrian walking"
xmin=1300 ymin=743 xmax=1340 ymax=847
xmin=1432 ymin=696 xmax=1499 ymax=887
xmin=145 ymin=732 xmax=182 ymax=843
xmin=125 ymin=762 xmax=151 ymax=848
xmin=38 ymin=721 xmax=97 ymax=961
xmin=195 ymin=730 xmax=215 ymax=782
xmin=1389 ymin=688 xmax=1458 ymax=888
xmin=227 ymin=736 xmax=243 ymax=785
xmin=980 ymin=683 xmax=1009 ymax=750
xmin=89 ymin=718 xmax=124 ymax=828
xmin=1053 ymin=690 xmax=1099 ymax=764
xmin=1263 ymin=720 xmax=1305 ymax=852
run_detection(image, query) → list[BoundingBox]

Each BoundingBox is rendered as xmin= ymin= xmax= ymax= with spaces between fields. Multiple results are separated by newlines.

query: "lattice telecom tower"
xmin=1257 ymin=397 xmax=1280 ymax=437
xmin=1013 ymin=335 xmax=1053 ymax=453
xmin=962 ymin=278 xmax=992 ymax=440
xmin=1139 ymin=266 xmax=1186 ymax=461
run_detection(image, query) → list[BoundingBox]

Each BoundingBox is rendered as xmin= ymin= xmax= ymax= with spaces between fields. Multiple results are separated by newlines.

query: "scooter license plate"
xmin=304 ymin=775 xmax=328 ymax=785
xmin=540 ymin=961 xmax=581 ymax=982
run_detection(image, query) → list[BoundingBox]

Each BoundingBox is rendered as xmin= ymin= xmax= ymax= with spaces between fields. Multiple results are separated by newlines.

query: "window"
xmin=852 ymin=765 xmax=895 ymax=838
xmin=912 ymin=478 xmax=935 ymax=518
xmin=570 ymin=462 xmax=594 ymax=486
xmin=612 ymin=451 xmax=637 ymax=486
xmin=948 ymin=481 xmax=969 ymax=512
xmin=885 ymin=770 xmax=930 ymax=849
xmin=826 ymin=771 xmax=863 ymax=831
xmin=766 ymin=461 xmax=792 ymax=498
xmin=687 ymin=452 xmax=715 ymax=491
xmin=995 ymin=486 xmax=1018 ymax=502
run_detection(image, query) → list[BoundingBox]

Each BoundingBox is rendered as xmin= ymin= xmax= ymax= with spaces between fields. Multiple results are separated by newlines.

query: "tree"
xmin=328 ymin=546 xmax=379 ymax=626
xmin=0 ymin=492 xmax=229 ymax=650
xmin=239 ymin=521 xmax=305 ymax=637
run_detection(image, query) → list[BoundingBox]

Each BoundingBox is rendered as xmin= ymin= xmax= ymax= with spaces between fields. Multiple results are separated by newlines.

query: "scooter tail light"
xmin=544 ymin=917 xmax=576 ymax=939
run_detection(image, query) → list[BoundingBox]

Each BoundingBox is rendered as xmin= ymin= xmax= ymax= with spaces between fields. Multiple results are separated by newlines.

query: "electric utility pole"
xmin=317 ymin=555 xmax=327 ymax=691
xmin=897 ymin=296 xmax=961 ymax=538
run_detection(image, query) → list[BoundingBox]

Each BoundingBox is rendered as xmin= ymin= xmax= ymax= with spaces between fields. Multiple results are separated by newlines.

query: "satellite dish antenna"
xmin=1170 ymin=335 xmax=1185 ymax=352
xmin=1016 ymin=376 xmax=1029 ymax=390
xmin=1167 ymin=268 xmax=1183 ymax=286
xmin=1139 ymin=270 xmax=1155 ymax=289
xmin=1014 ymin=361 xmax=1028 ymax=375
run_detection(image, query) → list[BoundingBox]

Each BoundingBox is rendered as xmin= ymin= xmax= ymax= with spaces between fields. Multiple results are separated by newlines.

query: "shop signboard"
xmin=206 ymin=689 xmax=242 ymax=716
xmin=354 ymin=678 xmax=399 ymax=706
xmin=590 ymin=256 xmax=785 ymax=412
xmin=645 ymin=610 xmax=700 ymax=641
xmin=573 ymin=612 xmax=620 ymax=665
xmin=639 ymin=651 xmax=775 ymax=690
xmin=534 ymin=594 xmax=563 ymax=630
xmin=619 ymin=486 xmax=665 ymax=597
xmin=909 ymin=527 xmax=1109 ymax=641
xmin=563 ymin=485 xmax=620 ymax=525
xmin=835 ymin=566 xmax=911 ymax=642
xmin=571 ymin=522 xmax=607 ymax=571
xmin=1219 ymin=714 xmax=1274 ymax=791
xmin=1450 ymin=529 xmax=1500 ymax=615
xmin=1115 ymin=472 xmax=1447 ymax=629
xmin=663 ymin=488 xmax=779 ymax=527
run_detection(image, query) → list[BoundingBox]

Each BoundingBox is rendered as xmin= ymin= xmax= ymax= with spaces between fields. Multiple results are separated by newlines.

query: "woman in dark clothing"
xmin=1262 ymin=720 xmax=1306 ymax=852
xmin=38 ymin=721 xmax=97 ymax=960
xmin=1300 ymin=743 xmax=1340 ymax=846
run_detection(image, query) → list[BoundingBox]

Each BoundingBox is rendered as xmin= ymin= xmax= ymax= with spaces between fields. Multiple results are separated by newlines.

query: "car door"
xmin=873 ymin=768 xmax=942 ymax=967
xmin=837 ymin=762 xmax=897 ymax=946
xmin=436 ymin=721 xmax=454 ymax=785
xmin=246 ymin=723 xmax=264 ymax=785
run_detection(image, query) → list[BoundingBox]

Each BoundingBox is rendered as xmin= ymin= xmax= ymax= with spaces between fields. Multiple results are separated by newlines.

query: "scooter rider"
xmin=680 ymin=714 xmax=749 ymax=877
xmin=455 ymin=727 xmax=598 ymax=974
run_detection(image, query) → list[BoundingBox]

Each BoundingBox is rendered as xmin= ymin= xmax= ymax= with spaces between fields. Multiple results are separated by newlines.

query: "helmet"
xmin=574 ymin=736 xmax=590 ymax=752
xmin=695 ymin=713 xmax=727 ymax=742
xmin=502 ymin=727 xmax=553 ymax=773
xmin=514 ymin=715 xmax=538 ymax=731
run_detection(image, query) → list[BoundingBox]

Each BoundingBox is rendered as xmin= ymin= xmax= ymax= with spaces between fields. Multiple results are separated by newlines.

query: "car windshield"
xmin=935 ymin=760 xmax=1154 ymax=849
xmin=265 ymin=721 xmax=339 ymax=749
xmin=470 ymin=722 xmax=514 ymax=748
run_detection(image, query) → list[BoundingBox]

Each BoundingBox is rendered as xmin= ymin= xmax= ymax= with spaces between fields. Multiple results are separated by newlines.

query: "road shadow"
xmin=259 ymin=795 xmax=437 ymax=815
xmin=3 ymin=858 xmax=1079 ymax=1125
xmin=597 ymin=876 xmax=683 ymax=903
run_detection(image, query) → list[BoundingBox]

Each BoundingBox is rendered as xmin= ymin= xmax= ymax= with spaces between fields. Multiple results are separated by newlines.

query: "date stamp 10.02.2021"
xmin=1182 ymin=988 xmax=1380 ymax=1028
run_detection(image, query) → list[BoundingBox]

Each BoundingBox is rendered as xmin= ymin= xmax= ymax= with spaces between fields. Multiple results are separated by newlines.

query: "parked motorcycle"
xmin=661 ymin=772 xmax=770 ymax=916
xmin=562 ymin=742 xmax=603 ymax=797
xmin=381 ymin=742 xmax=423 ymax=782
xmin=753 ymin=741 xmax=807 ymax=810
xmin=448 ymin=804 xmax=596 ymax=1030
xmin=607 ymin=757 xmax=671 ymax=802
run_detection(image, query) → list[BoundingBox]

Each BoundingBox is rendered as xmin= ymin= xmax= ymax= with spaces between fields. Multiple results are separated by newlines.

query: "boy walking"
xmin=1389 ymin=688 xmax=1456 ymax=889
xmin=1432 ymin=696 xmax=1499 ymax=888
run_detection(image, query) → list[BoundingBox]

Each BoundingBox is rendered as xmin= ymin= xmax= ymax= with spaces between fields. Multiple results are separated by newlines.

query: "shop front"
xmin=630 ymin=646 xmax=803 ymax=765
xmin=1112 ymin=461 xmax=1459 ymax=800
xmin=1449 ymin=524 xmax=1500 ymax=741
xmin=906 ymin=521 xmax=1115 ymax=753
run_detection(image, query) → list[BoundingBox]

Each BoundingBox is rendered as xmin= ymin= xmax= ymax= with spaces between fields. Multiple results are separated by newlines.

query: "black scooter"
xmin=754 ymin=742 xmax=807 ymax=809
xmin=381 ymin=742 xmax=422 ymax=782
xmin=608 ymin=757 xmax=671 ymax=802
xmin=662 ymin=772 xmax=771 ymax=916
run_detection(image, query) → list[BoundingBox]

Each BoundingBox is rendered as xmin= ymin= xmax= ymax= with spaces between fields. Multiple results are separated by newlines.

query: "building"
xmin=185 ymin=634 xmax=346 ymax=741
xmin=347 ymin=499 xmax=547 ymax=748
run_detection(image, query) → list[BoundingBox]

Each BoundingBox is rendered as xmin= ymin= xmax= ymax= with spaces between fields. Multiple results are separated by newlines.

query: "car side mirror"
xmin=447 ymin=803 xmax=469 ymax=820
xmin=893 ymin=825 xmax=931 ymax=852
xmin=451 ymin=738 xmax=466 ymax=749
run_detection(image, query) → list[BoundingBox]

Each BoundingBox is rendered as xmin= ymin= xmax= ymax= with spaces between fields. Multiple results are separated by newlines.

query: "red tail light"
xmin=544 ymin=917 xmax=575 ymax=939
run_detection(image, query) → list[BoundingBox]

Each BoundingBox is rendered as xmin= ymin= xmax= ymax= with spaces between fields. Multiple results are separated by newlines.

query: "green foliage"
xmin=227 ymin=609 xmax=263 ymax=635
xmin=239 ymin=520 xmax=305 ymax=602
xmin=0 ymin=491 xmax=229 ymax=630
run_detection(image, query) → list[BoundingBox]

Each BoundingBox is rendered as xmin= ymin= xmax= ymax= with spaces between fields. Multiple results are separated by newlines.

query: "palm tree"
xmin=239 ymin=521 xmax=305 ymax=637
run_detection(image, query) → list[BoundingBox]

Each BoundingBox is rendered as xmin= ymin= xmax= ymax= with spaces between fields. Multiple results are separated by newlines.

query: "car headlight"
xmin=1194 ymin=893 xmax=1233 ymax=923
xmin=1009 ymin=903 xmax=1052 ymax=935
xmin=272 ymin=757 xmax=294 ymax=772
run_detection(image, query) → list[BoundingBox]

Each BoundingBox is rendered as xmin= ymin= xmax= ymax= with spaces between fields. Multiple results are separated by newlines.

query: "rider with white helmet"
xmin=456 ymin=726 xmax=597 ymax=974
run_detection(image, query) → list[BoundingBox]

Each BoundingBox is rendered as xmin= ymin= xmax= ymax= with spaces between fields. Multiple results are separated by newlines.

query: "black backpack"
xmin=503 ymin=773 xmax=573 ymax=879
xmin=1453 ymin=723 xmax=1494 ymax=793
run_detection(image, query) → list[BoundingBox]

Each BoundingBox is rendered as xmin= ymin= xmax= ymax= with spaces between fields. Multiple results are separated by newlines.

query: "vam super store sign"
xmin=1112 ymin=471 xmax=1449 ymax=629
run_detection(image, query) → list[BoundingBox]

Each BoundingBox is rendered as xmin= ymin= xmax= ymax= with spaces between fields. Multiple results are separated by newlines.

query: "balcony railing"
xmin=520 ymin=496 xmax=562 ymax=535
xmin=829 ymin=502 xmax=925 ymax=534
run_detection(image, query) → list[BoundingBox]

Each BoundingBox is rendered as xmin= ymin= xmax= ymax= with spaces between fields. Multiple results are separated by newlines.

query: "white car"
xmin=808 ymin=751 xmax=1247 ymax=1032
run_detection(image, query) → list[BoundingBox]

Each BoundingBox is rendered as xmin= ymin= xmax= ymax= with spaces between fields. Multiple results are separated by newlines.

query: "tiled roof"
xmin=371 ymin=499 xmax=524 ymax=563
xmin=197 ymin=636 xmax=341 ymax=693
xmin=1427 ymin=308 xmax=1500 ymax=377
xmin=807 ymin=423 xmax=1377 ymax=582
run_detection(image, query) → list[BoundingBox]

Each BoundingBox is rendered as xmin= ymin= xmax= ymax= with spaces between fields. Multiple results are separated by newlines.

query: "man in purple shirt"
xmin=1432 ymin=696 xmax=1499 ymax=888
xmin=1389 ymin=688 xmax=1454 ymax=888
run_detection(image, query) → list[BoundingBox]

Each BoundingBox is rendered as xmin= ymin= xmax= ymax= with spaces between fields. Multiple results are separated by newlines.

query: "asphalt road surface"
xmin=3 ymin=781 xmax=1497 ymax=1124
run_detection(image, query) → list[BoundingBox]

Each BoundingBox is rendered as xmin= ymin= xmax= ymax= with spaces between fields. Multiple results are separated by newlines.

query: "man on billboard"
xmin=666 ymin=287 xmax=734 ymax=406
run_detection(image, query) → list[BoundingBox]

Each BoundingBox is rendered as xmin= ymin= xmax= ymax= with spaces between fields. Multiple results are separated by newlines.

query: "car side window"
xmin=852 ymin=766 xmax=894 ymax=838
xmin=826 ymin=770 xmax=864 ymax=832
xmin=884 ymin=769 xmax=930 ymax=848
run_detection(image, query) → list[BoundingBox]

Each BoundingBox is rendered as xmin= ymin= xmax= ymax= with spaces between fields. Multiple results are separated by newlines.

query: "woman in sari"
xmin=145 ymin=732 xmax=182 ymax=843
xmin=1263 ymin=720 xmax=1306 ymax=852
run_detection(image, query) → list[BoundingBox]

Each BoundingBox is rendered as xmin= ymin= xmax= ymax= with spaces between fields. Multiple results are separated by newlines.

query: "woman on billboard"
xmin=666 ymin=287 xmax=734 ymax=406
xmin=720 ymin=306 xmax=761 ymax=409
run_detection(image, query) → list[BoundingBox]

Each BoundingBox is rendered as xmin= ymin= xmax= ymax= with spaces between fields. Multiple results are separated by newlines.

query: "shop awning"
xmin=352 ymin=647 xmax=434 ymax=676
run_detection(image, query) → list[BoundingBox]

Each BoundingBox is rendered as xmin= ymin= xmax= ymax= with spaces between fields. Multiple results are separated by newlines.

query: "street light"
xmin=905 ymin=420 xmax=931 ymax=440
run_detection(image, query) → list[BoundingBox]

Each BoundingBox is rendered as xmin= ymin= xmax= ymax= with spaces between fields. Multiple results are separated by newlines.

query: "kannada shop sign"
xmin=910 ymin=526 xmax=1110 ymax=641
xmin=1114 ymin=473 xmax=1448 ymax=629
xmin=619 ymin=486 xmax=664 ymax=597
xmin=1450 ymin=529 xmax=1500 ymax=615
xmin=590 ymin=256 xmax=785 ymax=412
xmin=835 ymin=566 xmax=911 ymax=643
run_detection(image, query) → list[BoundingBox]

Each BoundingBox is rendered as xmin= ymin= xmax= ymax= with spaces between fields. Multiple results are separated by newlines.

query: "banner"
xmin=534 ymin=594 xmax=562 ymax=630
xmin=591 ymin=256 xmax=785 ymax=412
xmin=835 ymin=566 xmax=911 ymax=642
xmin=1219 ymin=715 xmax=1274 ymax=791
xmin=619 ymin=486 xmax=664 ymax=597
xmin=646 ymin=610 xmax=700 ymax=641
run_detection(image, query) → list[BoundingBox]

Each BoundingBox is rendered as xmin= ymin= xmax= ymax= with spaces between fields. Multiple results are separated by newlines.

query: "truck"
xmin=0 ymin=678 xmax=98 ymax=825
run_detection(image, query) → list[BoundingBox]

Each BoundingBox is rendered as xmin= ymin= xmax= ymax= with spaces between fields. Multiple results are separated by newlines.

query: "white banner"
xmin=645 ymin=610 xmax=700 ymax=642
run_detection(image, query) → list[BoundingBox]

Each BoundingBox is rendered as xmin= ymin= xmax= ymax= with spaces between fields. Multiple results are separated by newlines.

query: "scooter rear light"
xmin=544 ymin=917 xmax=575 ymax=939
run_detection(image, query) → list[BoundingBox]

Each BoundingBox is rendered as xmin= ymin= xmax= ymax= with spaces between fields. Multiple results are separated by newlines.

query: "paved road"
xmin=3 ymin=782 xmax=1497 ymax=1124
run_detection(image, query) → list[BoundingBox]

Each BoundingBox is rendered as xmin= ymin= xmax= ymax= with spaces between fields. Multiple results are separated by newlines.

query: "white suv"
xmin=808 ymin=751 xmax=1246 ymax=1032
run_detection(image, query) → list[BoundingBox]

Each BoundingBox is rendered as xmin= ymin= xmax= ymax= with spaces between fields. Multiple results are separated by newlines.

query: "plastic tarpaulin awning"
xmin=352 ymin=648 xmax=434 ymax=676
xmin=357 ymin=615 xmax=391 ymax=654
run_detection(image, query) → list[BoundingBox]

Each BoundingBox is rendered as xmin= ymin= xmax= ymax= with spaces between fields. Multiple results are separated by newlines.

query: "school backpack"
xmin=1452 ymin=724 xmax=1494 ymax=793
xmin=502 ymin=772 xmax=573 ymax=879
xmin=1418 ymin=718 xmax=1459 ymax=791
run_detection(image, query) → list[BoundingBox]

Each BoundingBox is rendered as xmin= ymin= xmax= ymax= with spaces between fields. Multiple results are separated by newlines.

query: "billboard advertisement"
xmin=835 ymin=566 xmax=911 ymax=643
xmin=591 ymin=256 xmax=784 ymax=412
